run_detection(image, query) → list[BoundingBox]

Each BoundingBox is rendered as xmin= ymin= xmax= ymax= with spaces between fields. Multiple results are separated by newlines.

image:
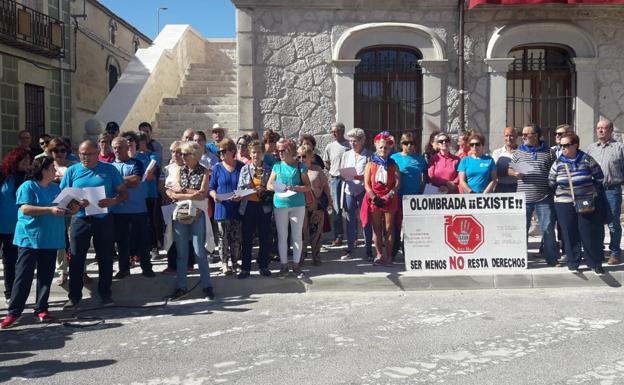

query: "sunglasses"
xmin=402 ymin=141 xmax=415 ymax=146
xmin=217 ymin=150 xmax=228 ymax=156
xmin=555 ymin=132 xmax=566 ymax=136
xmin=560 ymin=143 xmax=574 ymax=148
xmin=437 ymin=139 xmax=450 ymax=144
xmin=51 ymin=148 xmax=67 ymax=154
xmin=522 ymin=133 xmax=535 ymax=137
xmin=39 ymin=140 xmax=50 ymax=145
xmin=297 ymin=155 xmax=307 ymax=160
xmin=469 ymin=142 xmax=482 ymax=147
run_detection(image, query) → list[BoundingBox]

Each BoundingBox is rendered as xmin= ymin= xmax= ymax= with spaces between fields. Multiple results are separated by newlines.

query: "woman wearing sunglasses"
xmin=427 ymin=133 xmax=460 ymax=193
xmin=457 ymin=133 xmax=497 ymax=194
xmin=362 ymin=132 xmax=401 ymax=266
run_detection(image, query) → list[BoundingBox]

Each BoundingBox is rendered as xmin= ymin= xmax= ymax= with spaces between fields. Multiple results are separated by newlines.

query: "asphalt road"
xmin=1 ymin=288 xmax=624 ymax=385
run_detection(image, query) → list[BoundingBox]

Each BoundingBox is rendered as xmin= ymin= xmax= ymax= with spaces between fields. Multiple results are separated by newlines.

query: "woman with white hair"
xmin=267 ymin=138 xmax=311 ymax=278
xmin=340 ymin=128 xmax=373 ymax=260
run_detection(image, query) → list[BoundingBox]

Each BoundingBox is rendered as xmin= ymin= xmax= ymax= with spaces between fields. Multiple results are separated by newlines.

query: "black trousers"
xmin=555 ymin=202 xmax=604 ymax=268
xmin=241 ymin=202 xmax=271 ymax=271
xmin=0 ymin=232 xmax=17 ymax=300
xmin=114 ymin=213 xmax=152 ymax=273
xmin=69 ymin=215 xmax=114 ymax=302
xmin=8 ymin=248 xmax=56 ymax=316
xmin=146 ymin=197 xmax=164 ymax=250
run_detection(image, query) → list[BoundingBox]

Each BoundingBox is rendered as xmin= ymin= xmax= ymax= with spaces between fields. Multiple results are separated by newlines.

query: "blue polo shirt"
xmin=457 ymin=155 xmax=496 ymax=193
xmin=13 ymin=180 xmax=65 ymax=249
xmin=390 ymin=152 xmax=427 ymax=196
xmin=60 ymin=161 xmax=124 ymax=217
xmin=111 ymin=158 xmax=147 ymax=214
xmin=0 ymin=176 xmax=17 ymax=234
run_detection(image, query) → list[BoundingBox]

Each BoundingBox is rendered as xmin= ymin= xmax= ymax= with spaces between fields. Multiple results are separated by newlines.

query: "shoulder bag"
xmin=563 ymin=163 xmax=595 ymax=215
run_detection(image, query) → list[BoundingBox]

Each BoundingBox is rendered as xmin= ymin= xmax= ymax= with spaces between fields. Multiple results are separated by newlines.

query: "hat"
xmin=212 ymin=123 xmax=225 ymax=133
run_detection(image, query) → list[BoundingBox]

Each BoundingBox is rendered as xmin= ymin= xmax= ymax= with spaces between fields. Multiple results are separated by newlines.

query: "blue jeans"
xmin=329 ymin=177 xmax=344 ymax=240
xmin=344 ymin=192 xmax=372 ymax=255
xmin=173 ymin=215 xmax=212 ymax=290
xmin=526 ymin=197 xmax=559 ymax=264
xmin=605 ymin=187 xmax=622 ymax=257
xmin=555 ymin=202 xmax=603 ymax=268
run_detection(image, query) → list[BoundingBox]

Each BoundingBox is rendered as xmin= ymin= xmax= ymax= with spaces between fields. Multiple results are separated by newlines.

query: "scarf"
xmin=371 ymin=154 xmax=395 ymax=170
xmin=558 ymin=150 xmax=585 ymax=172
xmin=519 ymin=142 xmax=548 ymax=160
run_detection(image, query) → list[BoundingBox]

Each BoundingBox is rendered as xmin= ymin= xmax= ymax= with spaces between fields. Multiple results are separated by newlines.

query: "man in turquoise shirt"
xmin=60 ymin=140 xmax=127 ymax=308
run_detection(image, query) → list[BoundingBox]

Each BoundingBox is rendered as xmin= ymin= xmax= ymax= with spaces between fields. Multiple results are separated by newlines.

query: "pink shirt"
xmin=428 ymin=152 xmax=460 ymax=187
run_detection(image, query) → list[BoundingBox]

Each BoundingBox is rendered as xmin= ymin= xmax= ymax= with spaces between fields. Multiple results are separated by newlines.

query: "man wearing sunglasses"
xmin=509 ymin=124 xmax=559 ymax=266
xmin=551 ymin=124 xmax=573 ymax=158
xmin=34 ymin=134 xmax=53 ymax=160
xmin=586 ymin=118 xmax=624 ymax=265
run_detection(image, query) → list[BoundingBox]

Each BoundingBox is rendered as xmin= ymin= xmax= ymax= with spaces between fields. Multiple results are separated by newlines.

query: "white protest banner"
xmin=402 ymin=193 xmax=527 ymax=273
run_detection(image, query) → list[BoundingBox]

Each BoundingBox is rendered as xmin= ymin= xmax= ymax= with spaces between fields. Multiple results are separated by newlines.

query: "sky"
xmin=98 ymin=0 xmax=236 ymax=40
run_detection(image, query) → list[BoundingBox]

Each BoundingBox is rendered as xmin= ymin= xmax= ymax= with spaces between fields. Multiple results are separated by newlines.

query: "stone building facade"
xmin=232 ymin=0 xmax=624 ymax=151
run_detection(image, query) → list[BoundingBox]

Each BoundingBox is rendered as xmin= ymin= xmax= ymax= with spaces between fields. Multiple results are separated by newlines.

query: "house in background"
xmin=0 ymin=0 xmax=150 ymax=156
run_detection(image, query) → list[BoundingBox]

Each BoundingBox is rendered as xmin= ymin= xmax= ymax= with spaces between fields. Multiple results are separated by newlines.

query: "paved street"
xmin=1 ymin=287 xmax=624 ymax=385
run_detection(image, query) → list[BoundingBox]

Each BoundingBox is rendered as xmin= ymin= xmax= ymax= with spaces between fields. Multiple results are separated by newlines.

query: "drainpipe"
xmin=458 ymin=0 xmax=465 ymax=132
xmin=59 ymin=0 xmax=66 ymax=137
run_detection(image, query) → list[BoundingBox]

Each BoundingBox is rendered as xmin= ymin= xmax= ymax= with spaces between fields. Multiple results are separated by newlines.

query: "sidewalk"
xmin=1 ymin=233 xmax=622 ymax=311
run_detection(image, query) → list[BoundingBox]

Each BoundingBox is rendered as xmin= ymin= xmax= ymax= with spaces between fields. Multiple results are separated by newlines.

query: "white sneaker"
xmin=340 ymin=252 xmax=353 ymax=261
xmin=150 ymin=249 xmax=161 ymax=260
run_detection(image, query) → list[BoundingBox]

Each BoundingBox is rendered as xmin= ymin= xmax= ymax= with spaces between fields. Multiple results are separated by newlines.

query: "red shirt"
xmin=428 ymin=152 xmax=460 ymax=187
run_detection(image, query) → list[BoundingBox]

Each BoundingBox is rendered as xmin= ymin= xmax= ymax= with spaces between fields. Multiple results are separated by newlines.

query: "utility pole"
xmin=157 ymin=7 xmax=168 ymax=36
xmin=458 ymin=0 xmax=466 ymax=132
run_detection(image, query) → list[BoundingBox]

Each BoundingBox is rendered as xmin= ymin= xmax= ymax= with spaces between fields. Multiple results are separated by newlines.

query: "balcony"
xmin=0 ymin=0 xmax=64 ymax=59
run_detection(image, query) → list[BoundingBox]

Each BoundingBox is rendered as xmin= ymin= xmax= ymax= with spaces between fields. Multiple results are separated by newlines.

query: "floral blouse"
xmin=179 ymin=164 xmax=206 ymax=190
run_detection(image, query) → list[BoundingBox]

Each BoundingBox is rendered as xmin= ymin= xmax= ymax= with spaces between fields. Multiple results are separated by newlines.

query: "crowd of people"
xmin=0 ymin=117 xmax=622 ymax=328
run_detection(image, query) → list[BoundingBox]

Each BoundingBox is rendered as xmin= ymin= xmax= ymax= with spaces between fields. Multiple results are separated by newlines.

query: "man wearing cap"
xmin=207 ymin=124 xmax=226 ymax=155
xmin=105 ymin=121 xmax=120 ymax=138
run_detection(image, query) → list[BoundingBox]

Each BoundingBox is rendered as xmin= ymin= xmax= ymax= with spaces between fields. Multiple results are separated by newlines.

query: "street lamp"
xmin=157 ymin=7 xmax=168 ymax=35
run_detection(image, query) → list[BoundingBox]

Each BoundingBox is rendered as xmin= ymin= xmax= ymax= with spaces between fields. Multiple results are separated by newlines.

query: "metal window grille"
xmin=108 ymin=65 xmax=118 ymax=92
xmin=24 ymin=83 xmax=45 ymax=139
xmin=354 ymin=46 xmax=423 ymax=150
xmin=507 ymin=46 xmax=575 ymax=146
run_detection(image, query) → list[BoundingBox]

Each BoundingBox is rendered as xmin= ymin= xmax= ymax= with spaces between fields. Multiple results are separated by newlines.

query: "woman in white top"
xmin=340 ymin=128 xmax=373 ymax=260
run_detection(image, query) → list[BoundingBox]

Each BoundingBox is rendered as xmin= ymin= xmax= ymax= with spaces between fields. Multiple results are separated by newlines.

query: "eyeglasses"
xmin=402 ymin=141 xmax=415 ymax=146
xmin=469 ymin=142 xmax=482 ymax=147
xmin=51 ymin=148 xmax=67 ymax=154
xmin=560 ymin=143 xmax=574 ymax=148
xmin=437 ymin=139 xmax=450 ymax=144
xmin=522 ymin=133 xmax=536 ymax=138
xmin=555 ymin=132 xmax=566 ymax=136
xmin=39 ymin=140 xmax=50 ymax=146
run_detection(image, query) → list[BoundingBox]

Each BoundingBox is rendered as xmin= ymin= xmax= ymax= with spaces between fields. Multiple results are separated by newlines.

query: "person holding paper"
xmin=111 ymin=137 xmax=154 ymax=279
xmin=339 ymin=128 xmax=373 ymax=261
xmin=166 ymin=141 xmax=215 ymax=300
xmin=298 ymin=145 xmax=332 ymax=266
xmin=1 ymin=157 xmax=79 ymax=329
xmin=60 ymin=140 xmax=128 ymax=308
xmin=362 ymin=132 xmax=401 ymax=266
xmin=0 ymin=147 xmax=30 ymax=304
xmin=457 ymin=133 xmax=497 ymax=194
xmin=267 ymin=138 xmax=311 ymax=278
xmin=237 ymin=140 xmax=273 ymax=278
xmin=510 ymin=124 xmax=559 ymax=266
xmin=427 ymin=133 xmax=460 ymax=194
xmin=209 ymin=138 xmax=244 ymax=276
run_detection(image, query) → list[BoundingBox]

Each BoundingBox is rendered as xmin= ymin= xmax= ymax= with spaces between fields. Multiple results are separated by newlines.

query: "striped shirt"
xmin=585 ymin=139 xmax=624 ymax=187
xmin=511 ymin=143 xmax=556 ymax=203
xmin=548 ymin=151 xmax=604 ymax=203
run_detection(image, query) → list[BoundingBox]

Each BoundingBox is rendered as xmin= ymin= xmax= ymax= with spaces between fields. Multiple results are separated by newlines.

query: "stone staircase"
xmin=153 ymin=60 xmax=238 ymax=153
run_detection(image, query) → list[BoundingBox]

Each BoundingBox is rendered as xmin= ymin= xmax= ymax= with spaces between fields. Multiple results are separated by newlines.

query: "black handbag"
xmin=563 ymin=163 xmax=595 ymax=215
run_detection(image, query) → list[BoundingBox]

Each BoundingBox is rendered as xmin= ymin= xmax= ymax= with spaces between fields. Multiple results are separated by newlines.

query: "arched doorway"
xmin=354 ymin=46 xmax=423 ymax=149
xmin=506 ymin=45 xmax=575 ymax=146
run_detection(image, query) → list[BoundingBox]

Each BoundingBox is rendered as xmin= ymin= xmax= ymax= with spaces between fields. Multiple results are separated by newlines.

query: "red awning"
xmin=468 ymin=0 xmax=624 ymax=8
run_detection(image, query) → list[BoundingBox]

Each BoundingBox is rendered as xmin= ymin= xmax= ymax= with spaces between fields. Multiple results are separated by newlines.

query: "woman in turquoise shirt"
xmin=457 ymin=133 xmax=497 ymax=194
xmin=267 ymin=138 xmax=311 ymax=278
xmin=0 ymin=147 xmax=30 ymax=304
xmin=1 ymin=157 xmax=79 ymax=329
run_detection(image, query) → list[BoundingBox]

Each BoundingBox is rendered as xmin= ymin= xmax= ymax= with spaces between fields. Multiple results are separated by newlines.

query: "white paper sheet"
xmin=339 ymin=167 xmax=358 ymax=181
xmin=53 ymin=187 xmax=85 ymax=210
xmin=216 ymin=192 xmax=235 ymax=201
xmin=161 ymin=203 xmax=176 ymax=227
xmin=272 ymin=181 xmax=287 ymax=193
xmin=423 ymin=183 xmax=441 ymax=195
xmin=142 ymin=159 xmax=157 ymax=182
xmin=510 ymin=162 xmax=534 ymax=174
xmin=83 ymin=186 xmax=108 ymax=216
xmin=276 ymin=190 xmax=297 ymax=198
xmin=235 ymin=188 xmax=257 ymax=198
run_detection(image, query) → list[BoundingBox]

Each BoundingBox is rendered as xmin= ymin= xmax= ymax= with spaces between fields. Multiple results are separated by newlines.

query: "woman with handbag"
xmin=298 ymin=145 xmax=333 ymax=266
xmin=267 ymin=138 xmax=311 ymax=278
xmin=237 ymin=140 xmax=273 ymax=278
xmin=361 ymin=132 xmax=401 ymax=266
xmin=548 ymin=133 xmax=606 ymax=274
xmin=165 ymin=142 xmax=215 ymax=300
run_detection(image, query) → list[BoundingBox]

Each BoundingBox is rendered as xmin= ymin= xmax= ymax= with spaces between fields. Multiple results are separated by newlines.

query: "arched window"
xmin=109 ymin=21 xmax=117 ymax=45
xmin=354 ymin=46 xmax=423 ymax=149
xmin=108 ymin=64 xmax=119 ymax=91
xmin=507 ymin=45 xmax=575 ymax=146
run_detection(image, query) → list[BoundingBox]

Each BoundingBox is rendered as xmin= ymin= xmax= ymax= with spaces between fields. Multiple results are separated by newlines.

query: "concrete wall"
xmin=71 ymin=0 xmax=151 ymax=144
xmin=234 ymin=0 xmax=624 ymax=151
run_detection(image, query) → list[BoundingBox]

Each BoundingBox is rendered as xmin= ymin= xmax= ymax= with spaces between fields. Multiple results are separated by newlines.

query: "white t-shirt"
xmin=323 ymin=140 xmax=350 ymax=176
